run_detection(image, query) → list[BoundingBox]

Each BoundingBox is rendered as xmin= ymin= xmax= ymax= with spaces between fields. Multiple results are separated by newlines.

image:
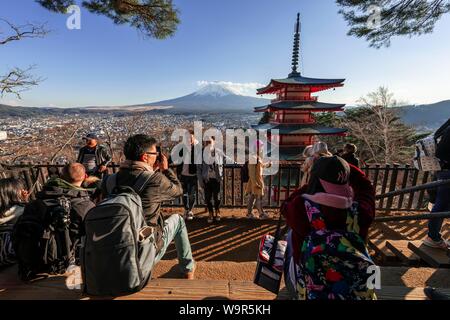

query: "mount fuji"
xmin=134 ymin=83 xmax=270 ymax=113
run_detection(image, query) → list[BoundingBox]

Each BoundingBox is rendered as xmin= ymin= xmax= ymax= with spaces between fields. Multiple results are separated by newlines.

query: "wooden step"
xmin=375 ymin=286 xmax=450 ymax=300
xmin=368 ymin=239 xmax=399 ymax=263
xmin=385 ymin=240 xmax=421 ymax=265
xmin=2 ymin=276 xmax=449 ymax=300
xmin=2 ymin=264 xmax=449 ymax=300
xmin=408 ymin=241 xmax=450 ymax=268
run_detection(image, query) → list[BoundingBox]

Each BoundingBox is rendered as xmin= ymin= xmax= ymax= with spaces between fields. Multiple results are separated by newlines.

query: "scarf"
xmin=120 ymin=160 xmax=154 ymax=172
xmin=302 ymin=192 xmax=353 ymax=209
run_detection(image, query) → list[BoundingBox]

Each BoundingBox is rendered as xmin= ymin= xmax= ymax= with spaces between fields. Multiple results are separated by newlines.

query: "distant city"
xmin=0 ymin=112 xmax=260 ymax=164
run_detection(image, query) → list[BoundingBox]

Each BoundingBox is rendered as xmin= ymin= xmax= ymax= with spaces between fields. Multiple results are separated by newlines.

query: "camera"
xmin=156 ymin=145 xmax=163 ymax=163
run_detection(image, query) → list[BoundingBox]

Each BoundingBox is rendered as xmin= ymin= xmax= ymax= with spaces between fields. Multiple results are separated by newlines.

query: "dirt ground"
xmin=157 ymin=207 xmax=450 ymax=289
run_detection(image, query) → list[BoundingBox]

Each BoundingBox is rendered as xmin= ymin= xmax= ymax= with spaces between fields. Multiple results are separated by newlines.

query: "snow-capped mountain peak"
xmin=193 ymin=83 xmax=241 ymax=97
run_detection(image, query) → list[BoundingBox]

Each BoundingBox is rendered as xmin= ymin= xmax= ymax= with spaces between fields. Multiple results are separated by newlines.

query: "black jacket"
xmin=436 ymin=126 xmax=450 ymax=170
xmin=77 ymin=144 xmax=112 ymax=168
xmin=341 ymin=153 xmax=360 ymax=168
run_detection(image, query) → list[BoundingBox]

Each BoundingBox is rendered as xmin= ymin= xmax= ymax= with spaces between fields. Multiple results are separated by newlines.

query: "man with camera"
xmin=101 ymin=134 xmax=195 ymax=279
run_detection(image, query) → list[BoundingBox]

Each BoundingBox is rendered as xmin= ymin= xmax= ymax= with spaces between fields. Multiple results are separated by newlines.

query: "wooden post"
xmin=240 ymin=164 xmax=245 ymax=207
xmin=277 ymin=167 xmax=282 ymax=207
xmin=267 ymin=170 xmax=272 ymax=207
xmin=378 ymin=164 xmax=391 ymax=210
xmin=286 ymin=166 xmax=292 ymax=200
xmin=406 ymin=169 xmax=419 ymax=210
xmin=397 ymin=165 xmax=410 ymax=210
xmin=385 ymin=164 xmax=400 ymax=213
xmin=372 ymin=164 xmax=381 ymax=191
xmin=416 ymin=171 xmax=430 ymax=210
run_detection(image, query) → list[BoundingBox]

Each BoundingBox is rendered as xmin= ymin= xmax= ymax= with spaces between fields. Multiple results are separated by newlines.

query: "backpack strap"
xmin=132 ymin=171 xmax=154 ymax=194
xmin=104 ymin=171 xmax=154 ymax=195
xmin=105 ymin=173 xmax=118 ymax=195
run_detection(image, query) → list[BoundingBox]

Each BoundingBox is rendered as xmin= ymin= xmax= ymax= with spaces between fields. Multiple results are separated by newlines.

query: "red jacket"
xmin=281 ymin=164 xmax=375 ymax=263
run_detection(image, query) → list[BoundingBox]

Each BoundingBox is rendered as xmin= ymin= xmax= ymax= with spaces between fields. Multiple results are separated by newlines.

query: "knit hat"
xmin=83 ymin=132 xmax=99 ymax=140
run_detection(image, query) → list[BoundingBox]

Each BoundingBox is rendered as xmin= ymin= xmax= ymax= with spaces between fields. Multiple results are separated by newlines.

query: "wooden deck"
xmin=385 ymin=240 xmax=421 ymax=265
xmin=1 ymin=265 xmax=449 ymax=300
xmin=408 ymin=241 xmax=450 ymax=268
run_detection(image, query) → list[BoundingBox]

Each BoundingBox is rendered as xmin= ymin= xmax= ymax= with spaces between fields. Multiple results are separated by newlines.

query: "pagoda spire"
xmin=289 ymin=13 xmax=301 ymax=78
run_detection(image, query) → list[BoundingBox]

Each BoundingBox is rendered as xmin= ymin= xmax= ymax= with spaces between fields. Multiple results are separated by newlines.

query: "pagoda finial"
xmin=289 ymin=13 xmax=301 ymax=78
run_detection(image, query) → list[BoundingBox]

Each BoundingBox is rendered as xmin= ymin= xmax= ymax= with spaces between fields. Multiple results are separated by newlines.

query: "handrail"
xmin=376 ymin=179 xmax=450 ymax=199
xmin=374 ymin=211 xmax=450 ymax=222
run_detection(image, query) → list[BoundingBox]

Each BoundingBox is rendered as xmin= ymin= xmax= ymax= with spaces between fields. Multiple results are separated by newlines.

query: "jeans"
xmin=152 ymin=214 xmax=195 ymax=273
xmin=247 ymin=193 xmax=264 ymax=215
xmin=428 ymin=170 xmax=450 ymax=241
xmin=181 ymin=175 xmax=197 ymax=212
xmin=204 ymin=178 xmax=221 ymax=214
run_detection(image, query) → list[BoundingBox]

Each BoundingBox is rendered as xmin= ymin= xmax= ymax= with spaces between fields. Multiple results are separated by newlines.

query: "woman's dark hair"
xmin=0 ymin=177 xmax=26 ymax=215
xmin=123 ymin=134 xmax=157 ymax=161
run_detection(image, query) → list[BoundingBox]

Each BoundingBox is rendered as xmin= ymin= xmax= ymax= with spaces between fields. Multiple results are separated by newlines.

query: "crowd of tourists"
xmin=0 ymin=125 xmax=448 ymax=300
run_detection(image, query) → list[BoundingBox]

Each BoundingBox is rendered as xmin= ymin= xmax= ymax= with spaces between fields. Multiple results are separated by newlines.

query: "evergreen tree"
xmin=337 ymin=0 xmax=450 ymax=48
xmin=36 ymin=0 xmax=180 ymax=39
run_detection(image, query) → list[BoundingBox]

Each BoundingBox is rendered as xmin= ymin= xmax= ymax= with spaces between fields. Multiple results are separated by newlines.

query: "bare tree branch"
xmin=0 ymin=19 xmax=49 ymax=45
xmin=0 ymin=137 xmax=43 ymax=159
xmin=50 ymin=127 xmax=79 ymax=163
xmin=0 ymin=65 xmax=44 ymax=98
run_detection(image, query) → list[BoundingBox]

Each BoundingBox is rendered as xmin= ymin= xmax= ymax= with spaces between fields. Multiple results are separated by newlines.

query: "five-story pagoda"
xmin=253 ymin=13 xmax=347 ymax=161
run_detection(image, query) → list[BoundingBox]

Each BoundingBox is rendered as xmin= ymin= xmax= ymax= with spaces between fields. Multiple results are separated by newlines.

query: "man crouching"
xmin=101 ymin=134 xmax=195 ymax=279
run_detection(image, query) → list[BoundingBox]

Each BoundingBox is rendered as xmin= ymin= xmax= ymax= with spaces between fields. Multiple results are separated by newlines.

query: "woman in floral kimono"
xmin=282 ymin=156 xmax=377 ymax=300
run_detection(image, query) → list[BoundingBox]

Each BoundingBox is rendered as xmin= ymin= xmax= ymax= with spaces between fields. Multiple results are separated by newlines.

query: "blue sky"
xmin=0 ymin=0 xmax=449 ymax=108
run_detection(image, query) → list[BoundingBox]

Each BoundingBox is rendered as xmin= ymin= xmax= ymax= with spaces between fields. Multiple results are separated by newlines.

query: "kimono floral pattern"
xmin=295 ymin=199 xmax=377 ymax=300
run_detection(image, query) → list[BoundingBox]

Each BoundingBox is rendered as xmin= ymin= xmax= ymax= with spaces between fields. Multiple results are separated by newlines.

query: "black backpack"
xmin=241 ymin=161 xmax=249 ymax=183
xmin=12 ymin=191 xmax=74 ymax=281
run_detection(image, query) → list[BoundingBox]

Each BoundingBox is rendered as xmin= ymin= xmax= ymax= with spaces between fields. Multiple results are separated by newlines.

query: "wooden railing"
xmin=0 ymin=162 xmax=436 ymax=211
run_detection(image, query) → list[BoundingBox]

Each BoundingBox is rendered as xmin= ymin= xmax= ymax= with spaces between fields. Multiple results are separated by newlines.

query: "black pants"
xmin=204 ymin=178 xmax=221 ymax=214
xmin=181 ymin=175 xmax=197 ymax=211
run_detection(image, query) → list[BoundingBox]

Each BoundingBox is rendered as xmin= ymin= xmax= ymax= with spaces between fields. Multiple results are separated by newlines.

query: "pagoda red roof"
xmin=257 ymin=75 xmax=345 ymax=95
xmin=254 ymin=101 xmax=345 ymax=112
xmin=252 ymin=123 xmax=347 ymax=136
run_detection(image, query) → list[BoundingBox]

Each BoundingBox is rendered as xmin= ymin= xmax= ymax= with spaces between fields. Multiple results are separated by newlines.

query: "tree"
xmin=258 ymin=111 xmax=272 ymax=125
xmin=337 ymin=0 xmax=450 ymax=48
xmin=37 ymin=0 xmax=180 ymax=39
xmin=338 ymin=87 xmax=423 ymax=164
xmin=0 ymin=19 xmax=48 ymax=97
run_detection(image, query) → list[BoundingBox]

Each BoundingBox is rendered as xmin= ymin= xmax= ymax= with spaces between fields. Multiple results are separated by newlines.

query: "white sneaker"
xmin=422 ymin=237 xmax=450 ymax=250
xmin=259 ymin=212 xmax=270 ymax=219
xmin=246 ymin=213 xmax=256 ymax=219
xmin=185 ymin=211 xmax=194 ymax=221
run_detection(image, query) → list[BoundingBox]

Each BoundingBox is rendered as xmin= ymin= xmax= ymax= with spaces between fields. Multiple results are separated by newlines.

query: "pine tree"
xmin=337 ymin=0 xmax=450 ymax=48
xmin=36 ymin=0 xmax=180 ymax=39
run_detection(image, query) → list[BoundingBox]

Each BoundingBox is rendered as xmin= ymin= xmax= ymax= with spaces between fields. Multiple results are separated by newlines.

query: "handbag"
xmin=253 ymin=211 xmax=287 ymax=294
